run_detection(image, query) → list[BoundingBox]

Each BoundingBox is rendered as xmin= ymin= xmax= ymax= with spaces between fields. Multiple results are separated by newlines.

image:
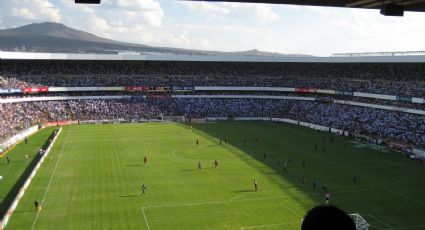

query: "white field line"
xmin=240 ymin=221 xmax=300 ymax=230
xmin=392 ymin=224 xmax=425 ymax=230
xmin=388 ymin=190 xmax=425 ymax=208
xmin=229 ymin=187 xmax=384 ymax=202
xmin=143 ymin=187 xmax=384 ymax=210
xmin=140 ymin=188 xmax=385 ymax=229
xmin=141 ymin=207 xmax=151 ymax=230
xmin=30 ymin=129 xmax=71 ymax=230
xmin=366 ymin=215 xmax=393 ymax=229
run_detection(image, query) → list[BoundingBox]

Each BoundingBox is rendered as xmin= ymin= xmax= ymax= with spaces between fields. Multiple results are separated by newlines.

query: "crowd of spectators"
xmin=1 ymin=60 xmax=424 ymax=148
xmin=1 ymin=98 xmax=424 ymax=148
xmin=1 ymin=60 xmax=425 ymax=96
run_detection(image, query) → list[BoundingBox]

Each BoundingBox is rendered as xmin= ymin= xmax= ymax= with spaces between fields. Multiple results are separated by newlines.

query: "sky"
xmin=1 ymin=0 xmax=425 ymax=56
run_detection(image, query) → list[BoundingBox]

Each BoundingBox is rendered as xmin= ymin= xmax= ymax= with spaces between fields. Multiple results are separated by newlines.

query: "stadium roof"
xmin=2 ymin=51 xmax=425 ymax=63
xmin=188 ymin=0 xmax=425 ymax=12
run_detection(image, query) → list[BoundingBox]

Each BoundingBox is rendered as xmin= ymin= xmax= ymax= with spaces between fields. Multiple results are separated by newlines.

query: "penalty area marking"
xmin=240 ymin=221 xmax=300 ymax=230
xmin=141 ymin=207 xmax=151 ymax=230
xmin=388 ymin=190 xmax=425 ymax=208
xmin=365 ymin=215 xmax=392 ymax=229
xmin=140 ymin=188 xmax=382 ymax=229
xmin=30 ymin=129 xmax=71 ymax=230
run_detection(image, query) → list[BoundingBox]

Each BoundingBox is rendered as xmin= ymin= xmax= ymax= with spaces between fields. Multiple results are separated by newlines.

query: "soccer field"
xmin=6 ymin=122 xmax=425 ymax=230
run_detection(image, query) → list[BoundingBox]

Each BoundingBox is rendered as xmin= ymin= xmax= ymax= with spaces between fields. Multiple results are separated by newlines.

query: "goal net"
xmin=349 ymin=213 xmax=369 ymax=230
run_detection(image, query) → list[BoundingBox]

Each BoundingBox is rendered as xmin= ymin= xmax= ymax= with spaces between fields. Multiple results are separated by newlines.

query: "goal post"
xmin=349 ymin=213 xmax=369 ymax=230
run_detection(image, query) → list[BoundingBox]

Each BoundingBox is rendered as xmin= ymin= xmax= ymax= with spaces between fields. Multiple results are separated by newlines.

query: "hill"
xmin=0 ymin=22 xmax=310 ymax=56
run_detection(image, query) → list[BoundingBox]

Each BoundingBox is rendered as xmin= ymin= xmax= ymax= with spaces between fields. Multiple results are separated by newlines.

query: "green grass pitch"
xmin=4 ymin=122 xmax=425 ymax=230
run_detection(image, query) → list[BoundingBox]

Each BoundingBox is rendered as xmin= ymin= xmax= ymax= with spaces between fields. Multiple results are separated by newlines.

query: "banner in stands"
xmin=295 ymin=88 xmax=317 ymax=93
xmin=412 ymin=97 xmax=424 ymax=104
xmin=354 ymin=92 xmax=397 ymax=100
xmin=173 ymin=86 xmax=194 ymax=91
xmin=148 ymin=86 xmax=170 ymax=92
xmin=124 ymin=86 xmax=149 ymax=92
xmin=335 ymin=91 xmax=354 ymax=96
xmin=131 ymin=95 xmax=146 ymax=100
xmin=194 ymin=86 xmax=295 ymax=92
xmin=316 ymin=89 xmax=336 ymax=95
xmin=334 ymin=100 xmax=425 ymax=115
xmin=22 ymin=87 xmax=48 ymax=94
xmin=0 ymin=144 xmax=6 ymax=154
xmin=412 ymin=148 xmax=425 ymax=159
xmin=0 ymin=88 xmax=22 ymax=94
xmin=0 ymin=95 xmax=131 ymax=104
xmin=387 ymin=141 xmax=410 ymax=150
xmin=397 ymin=96 xmax=412 ymax=102
xmin=49 ymin=87 xmax=123 ymax=92
xmin=172 ymin=94 xmax=315 ymax=101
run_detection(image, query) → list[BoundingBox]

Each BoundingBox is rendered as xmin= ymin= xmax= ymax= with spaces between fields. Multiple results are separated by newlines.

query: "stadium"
xmin=1 ymin=0 xmax=425 ymax=229
xmin=1 ymin=50 xmax=425 ymax=229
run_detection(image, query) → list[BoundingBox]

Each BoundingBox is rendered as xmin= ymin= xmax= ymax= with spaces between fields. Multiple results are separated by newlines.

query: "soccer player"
xmin=196 ymin=139 xmax=199 ymax=145
xmin=283 ymin=160 xmax=288 ymax=172
xmin=6 ymin=156 xmax=10 ymax=165
xmin=254 ymin=179 xmax=258 ymax=191
xmin=313 ymin=178 xmax=317 ymax=190
xmin=353 ymin=174 xmax=357 ymax=183
xmin=198 ymin=161 xmax=202 ymax=170
xmin=34 ymin=200 xmax=41 ymax=211
xmin=322 ymin=184 xmax=328 ymax=193
xmin=190 ymin=125 xmax=193 ymax=131
xmin=144 ymin=155 xmax=147 ymax=165
xmin=141 ymin=184 xmax=147 ymax=194
xmin=25 ymin=137 xmax=28 ymax=144
xmin=301 ymin=176 xmax=306 ymax=187
xmin=314 ymin=144 xmax=318 ymax=151
xmin=263 ymin=151 xmax=266 ymax=159
xmin=302 ymin=161 xmax=307 ymax=168
xmin=243 ymin=138 xmax=247 ymax=143
xmin=224 ymin=136 xmax=228 ymax=144
xmin=219 ymin=139 xmax=222 ymax=145
xmin=214 ymin=159 xmax=218 ymax=168
xmin=325 ymin=191 xmax=330 ymax=205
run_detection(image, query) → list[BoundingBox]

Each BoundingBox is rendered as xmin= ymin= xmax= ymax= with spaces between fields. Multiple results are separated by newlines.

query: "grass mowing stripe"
xmin=5 ymin=122 xmax=425 ymax=229
xmin=30 ymin=128 xmax=71 ymax=230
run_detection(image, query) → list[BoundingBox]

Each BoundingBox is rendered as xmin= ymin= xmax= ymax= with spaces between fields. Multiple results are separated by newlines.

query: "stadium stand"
xmin=1 ymin=59 xmax=425 ymax=151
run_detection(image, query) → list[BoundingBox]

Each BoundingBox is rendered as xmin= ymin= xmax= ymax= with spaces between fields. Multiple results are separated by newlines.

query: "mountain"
xmin=0 ymin=22 xmax=310 ymax=56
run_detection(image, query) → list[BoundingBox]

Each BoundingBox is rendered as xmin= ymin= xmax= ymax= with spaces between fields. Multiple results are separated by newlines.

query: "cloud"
xmin=254 ymin=5 xmax=279 ymax=23
xmin=179 ymin=2 xmax=280 ymax=23
xmin=3 ymin=0 xmax=61 ymax=25
xmin=12 ymin=8 xmax=37 ymax=20
xmin=179 ymin=1 xmax=231 ymax=15
xmin=103 ymin=0 xmax=164 ymax=27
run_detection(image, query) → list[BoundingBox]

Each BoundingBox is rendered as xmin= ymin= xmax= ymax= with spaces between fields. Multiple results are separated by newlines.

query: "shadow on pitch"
xmin=116 ymin=194 xmax=139 ymax=198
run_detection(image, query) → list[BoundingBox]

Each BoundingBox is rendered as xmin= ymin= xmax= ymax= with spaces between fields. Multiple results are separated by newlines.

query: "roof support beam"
xmin=346 ymin=0 xmax=378 ymax=7
xmin=364 ymin=0 xmax=404 ymax=8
